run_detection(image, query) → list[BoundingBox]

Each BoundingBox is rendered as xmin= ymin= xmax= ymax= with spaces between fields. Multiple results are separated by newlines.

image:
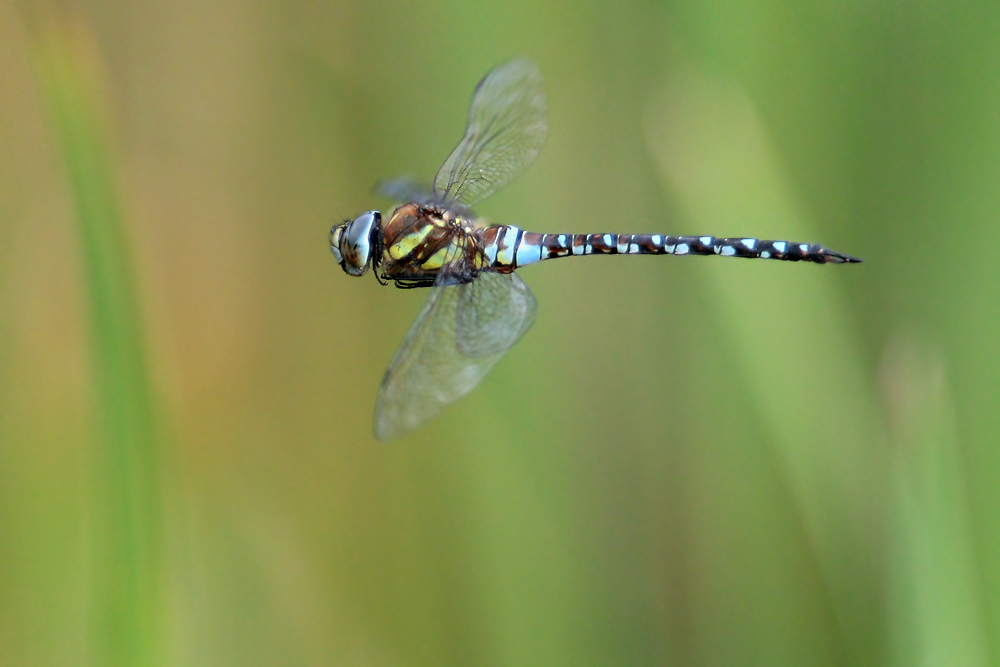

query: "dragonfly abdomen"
xmin=481 ymin=226 xmax=861 ymax=269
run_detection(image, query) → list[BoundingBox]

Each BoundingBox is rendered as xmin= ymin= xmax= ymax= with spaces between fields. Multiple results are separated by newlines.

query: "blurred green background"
xmin=2 ymin=0 xmax=998 ymax=664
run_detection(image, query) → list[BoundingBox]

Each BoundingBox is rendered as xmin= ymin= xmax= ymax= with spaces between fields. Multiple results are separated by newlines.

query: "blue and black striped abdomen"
xmin=480 ymin=227 xmax=861 ymax=271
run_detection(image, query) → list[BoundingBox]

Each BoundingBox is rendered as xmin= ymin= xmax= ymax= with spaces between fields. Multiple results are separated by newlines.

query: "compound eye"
xmin=329 ymin=224 xmax=345 ymax=264
xmin=340 ymin=211 xmax=381 ymax=276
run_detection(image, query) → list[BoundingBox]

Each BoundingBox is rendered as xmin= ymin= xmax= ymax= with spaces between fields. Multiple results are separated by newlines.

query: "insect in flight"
xmin=330 ymin=59 xmax=861 ymax=440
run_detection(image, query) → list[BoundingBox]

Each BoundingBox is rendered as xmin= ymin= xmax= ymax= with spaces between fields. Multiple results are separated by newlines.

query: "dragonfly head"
xmin=331 ymin=211 xmax=381 ymax=277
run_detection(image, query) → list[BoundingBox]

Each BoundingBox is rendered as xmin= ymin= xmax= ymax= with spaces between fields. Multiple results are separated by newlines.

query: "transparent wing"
xmin=455 ymin=271 xmax=537 ymax=357
xmin=375 ymin=177 xmax=441 ymax=208
xmin=433 ymin=59 xmax=548 ymax=208
xmin=373 ymin=269 xmax=537 ymax=440
xmin=377 ymin=176 xmax=477 ymax=217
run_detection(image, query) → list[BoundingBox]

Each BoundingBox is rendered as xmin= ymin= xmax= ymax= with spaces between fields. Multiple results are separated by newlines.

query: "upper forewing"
xmin=433 ymin=59 xmax=548 ymax=208
xmin=375 ymin=177 xmax=440 ymax=208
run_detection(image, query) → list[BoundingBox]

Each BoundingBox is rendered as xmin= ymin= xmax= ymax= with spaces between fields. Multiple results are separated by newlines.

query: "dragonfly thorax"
xmin=331 ymin=211 xmax=382 ymax=277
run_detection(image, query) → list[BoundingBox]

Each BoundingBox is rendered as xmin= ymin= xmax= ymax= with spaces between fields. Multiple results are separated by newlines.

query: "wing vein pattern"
xmin=433 ymin=59 xmax=548 ymax=208
xmin=374 ymin=270 xmax=537 ymax=439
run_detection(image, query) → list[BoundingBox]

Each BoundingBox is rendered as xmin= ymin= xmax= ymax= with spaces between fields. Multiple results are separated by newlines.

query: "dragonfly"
xmin=330 ymin=59 xmax=861 ymax=439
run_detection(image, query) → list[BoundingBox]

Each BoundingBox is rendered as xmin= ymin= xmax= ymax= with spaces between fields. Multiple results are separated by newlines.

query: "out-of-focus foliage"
xmin=1 ymin=0 xmax=997 ymax=665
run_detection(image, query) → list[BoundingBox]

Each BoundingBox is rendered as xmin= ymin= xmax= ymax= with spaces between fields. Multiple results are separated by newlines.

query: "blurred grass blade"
xmin=645 ymin=66 xmax=882 ymax=660
xmin=880 ymin=337 xmax=987 ymax=667
xmin=28 ymin=9 xmax=163 ymax=667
